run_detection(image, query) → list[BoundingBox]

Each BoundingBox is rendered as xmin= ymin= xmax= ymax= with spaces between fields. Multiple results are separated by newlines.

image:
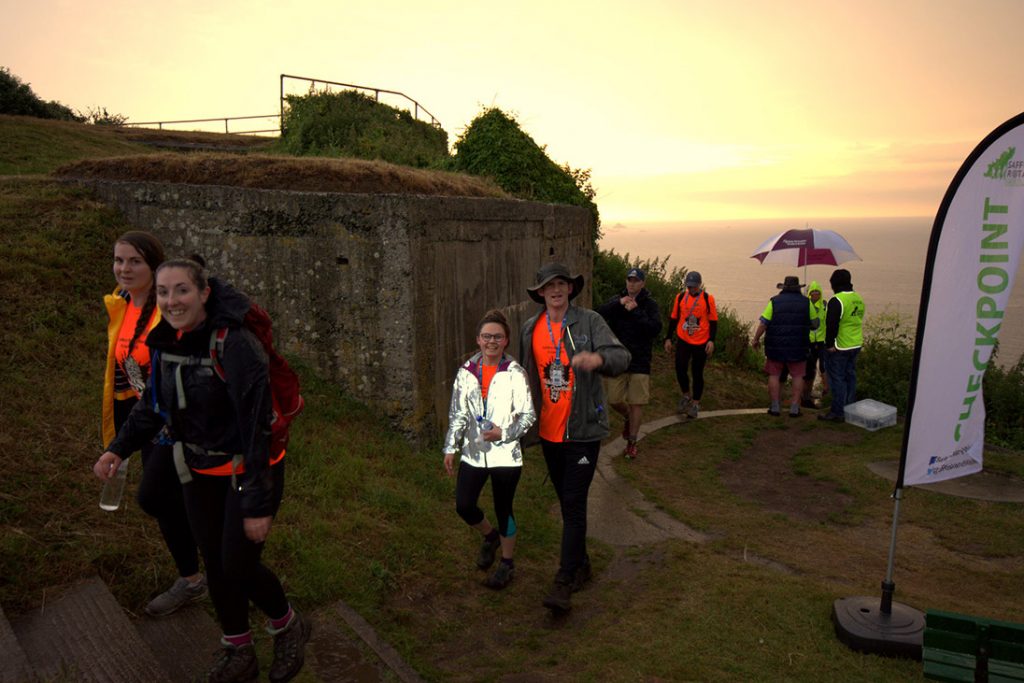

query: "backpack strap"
xmin=157 ymin=330 xmax=236 ymax=485
xmin=171 ymin=442 xmax=193 ymax=484
xmin=158 ymin=347 xmax=216 ymax=485
xmin=209 ymin=328 xmax=228 ymax=381
xmin=159 ymin=351 xmax=215 ymax=408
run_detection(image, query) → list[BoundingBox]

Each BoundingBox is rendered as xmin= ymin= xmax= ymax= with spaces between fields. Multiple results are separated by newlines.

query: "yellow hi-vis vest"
xmin=833 ymin=290 xmax=865 ymax=350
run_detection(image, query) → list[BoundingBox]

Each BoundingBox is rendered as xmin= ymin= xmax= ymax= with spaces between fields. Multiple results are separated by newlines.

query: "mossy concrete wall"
xmin=77 ymin=180 xmax=593 ymax=439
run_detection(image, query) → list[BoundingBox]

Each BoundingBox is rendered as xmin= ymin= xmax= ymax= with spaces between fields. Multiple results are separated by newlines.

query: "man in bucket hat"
xmin=519 ymin=262 xmax=630 ymax=613
xmin=751 ymin=276 xmax=814 ymax=417
xmin=664 ymin=271 xmax=717 ymax=418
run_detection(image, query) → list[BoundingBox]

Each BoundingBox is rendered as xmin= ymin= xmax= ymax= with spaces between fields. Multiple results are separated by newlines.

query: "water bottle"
xmin=476 ymin=416 xmax=494 ymax=443
xmin=99 ymin=459 xmax=130 ymax=511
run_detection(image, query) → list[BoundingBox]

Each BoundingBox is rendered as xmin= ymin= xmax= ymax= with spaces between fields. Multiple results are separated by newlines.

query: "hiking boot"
xmin=571 ymin=560 xmax=592 ymax=593
xmin=145 ymin=575 xmax=207 ymax=617
xmin=818 ymin=412 xmax=844 ymax=423
xmin=476 ymin=534 xmax=501 ymax=570
xmin=789 ymin=405 xmax=802 ymax=418
xmin=484 ymin=562 xmax=515 ymax=590
xmin=677 ymin=396 xmax=692 ymax=414
xmin=686 ymin=402 xmax=699 ymax=419
xmin=268 ymin=611 xmax=312 ymax=683
xmin=624 ymin=441 xmax=638 ymax=460
xmin=542 ymin=580 xmax=572 ymax=612
xmin=208 ymin=641 xmax=258 ymax=683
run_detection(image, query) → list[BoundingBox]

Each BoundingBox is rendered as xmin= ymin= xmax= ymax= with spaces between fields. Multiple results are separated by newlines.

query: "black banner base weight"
xmin=832 ymin=596 xmax=924 ymax=660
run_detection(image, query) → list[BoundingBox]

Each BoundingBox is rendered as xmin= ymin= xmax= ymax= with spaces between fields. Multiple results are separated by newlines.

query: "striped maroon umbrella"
xmin=751 ymin=228 xmax=861 ymax=267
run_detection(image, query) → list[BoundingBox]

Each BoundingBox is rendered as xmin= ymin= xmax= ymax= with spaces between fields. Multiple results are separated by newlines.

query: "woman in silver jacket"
xmin=443 ymin=309 xmax=536 ymax=589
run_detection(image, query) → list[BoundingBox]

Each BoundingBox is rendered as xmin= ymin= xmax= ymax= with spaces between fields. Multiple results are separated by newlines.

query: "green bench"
xmin=924 ymin=610 xmax=1024 ymax=682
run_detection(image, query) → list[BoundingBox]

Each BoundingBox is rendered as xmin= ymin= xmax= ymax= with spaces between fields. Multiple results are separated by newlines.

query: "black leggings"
xmin=182 ymin=464 xmax=289 ymax=635
xmin=455 ymin=464 xmax=521 ymax=537
xmin=115 ymin=398 xmax=199 ymax=578
xmin=541 ymin=440 xmax=600 ymax=583
xmin=674 ymin=341 xmax=708 ymax=401
xmin=137 ymin=442 xmax=201 ymax=577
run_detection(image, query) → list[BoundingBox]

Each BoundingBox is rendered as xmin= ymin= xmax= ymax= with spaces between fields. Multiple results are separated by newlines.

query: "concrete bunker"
xmin=77 ymin=179 xmax=594 ymax=439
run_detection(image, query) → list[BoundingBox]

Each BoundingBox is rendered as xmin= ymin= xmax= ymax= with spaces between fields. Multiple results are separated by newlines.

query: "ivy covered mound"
xmin=280 ymin=89 xmax=449 ymax=168
xmin=447 ymin=107 xmax=600 ymax=243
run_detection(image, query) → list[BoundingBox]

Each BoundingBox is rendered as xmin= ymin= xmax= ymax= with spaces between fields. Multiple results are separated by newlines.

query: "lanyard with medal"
xmin=681 ymin=291 xmax=702 ymax=336
xmin=546 ymin=312 xmax=569 ymax=402
xmin=475 ymin=360 xmax=495 ymax=433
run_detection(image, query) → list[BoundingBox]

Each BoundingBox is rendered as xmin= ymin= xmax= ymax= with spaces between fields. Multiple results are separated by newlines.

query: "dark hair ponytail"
xmin=126 ymin=287 xmax=158 ymax=357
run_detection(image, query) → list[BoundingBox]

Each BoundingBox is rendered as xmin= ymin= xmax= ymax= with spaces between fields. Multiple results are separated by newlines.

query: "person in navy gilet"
xmin=751 ymin=276 xmax=814 ymax=417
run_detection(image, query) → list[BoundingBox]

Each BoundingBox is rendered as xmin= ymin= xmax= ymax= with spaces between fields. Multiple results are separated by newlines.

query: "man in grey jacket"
xmin=519 ymin=262 xmax=630 ymax=613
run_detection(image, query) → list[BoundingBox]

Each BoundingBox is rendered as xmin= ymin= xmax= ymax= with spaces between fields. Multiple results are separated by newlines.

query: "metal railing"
xmin=123 ymin=113 xmax=280 ymax=135
xmin=278 ymin=73 xmax=441 ymax=135
xmin=122 ymin=75 xmax=441 ymax=137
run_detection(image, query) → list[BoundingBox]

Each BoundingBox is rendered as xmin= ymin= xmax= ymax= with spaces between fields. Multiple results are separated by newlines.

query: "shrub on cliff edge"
xmin=448 ymin=107 xmax=600 ymax=245
xmin=0 ymin=66 xmax=83 ymax=122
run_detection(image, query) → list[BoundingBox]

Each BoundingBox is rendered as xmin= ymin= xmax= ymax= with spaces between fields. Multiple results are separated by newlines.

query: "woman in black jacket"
xmin=95 ymin=257 xmax=308 ymax=683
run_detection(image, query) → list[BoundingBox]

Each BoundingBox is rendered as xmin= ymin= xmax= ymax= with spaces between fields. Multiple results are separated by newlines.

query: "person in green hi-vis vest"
xmin=818 ymin=269 xmax=865 ymax=422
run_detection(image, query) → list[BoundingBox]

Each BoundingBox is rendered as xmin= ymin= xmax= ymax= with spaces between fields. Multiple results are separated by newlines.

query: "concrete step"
xmin=10 ymin=576 xmax=170 ymax=683
xmin=0 ymin=605 xmax=33 ymax=683
xmin=134 ymin=602 xmax=221 ymax=682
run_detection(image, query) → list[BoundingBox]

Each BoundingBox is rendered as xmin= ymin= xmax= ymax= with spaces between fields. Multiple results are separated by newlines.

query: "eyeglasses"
xmin=479 ymin=333 xmax=506 ymax=342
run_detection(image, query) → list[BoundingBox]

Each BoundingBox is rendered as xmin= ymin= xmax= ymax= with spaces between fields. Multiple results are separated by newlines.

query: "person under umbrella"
xmin=819 ymin=269 xmax=866 ymax=422
xmin=751 ymin=276 xmax=815 ymax=417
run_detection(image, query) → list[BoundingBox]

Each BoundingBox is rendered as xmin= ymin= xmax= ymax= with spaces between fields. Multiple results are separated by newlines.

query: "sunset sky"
xmin=5 ymin=0 xmax=1023 ymax=223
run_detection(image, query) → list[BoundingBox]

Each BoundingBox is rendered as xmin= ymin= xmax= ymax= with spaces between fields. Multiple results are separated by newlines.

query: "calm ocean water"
xmin=600 ymin=216 xmax=1024 ymax=366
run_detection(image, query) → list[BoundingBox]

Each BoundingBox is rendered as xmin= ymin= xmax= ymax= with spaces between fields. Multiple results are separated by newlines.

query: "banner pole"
xmin=879 ymin=487 xmax=903 ymax=615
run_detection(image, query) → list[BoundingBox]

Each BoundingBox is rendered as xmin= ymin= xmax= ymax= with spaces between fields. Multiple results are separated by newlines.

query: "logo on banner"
xmin=983 ymin=146 xmax=1024 ymax=184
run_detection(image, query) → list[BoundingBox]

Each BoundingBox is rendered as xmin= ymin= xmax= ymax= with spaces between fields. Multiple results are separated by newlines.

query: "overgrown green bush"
xmin=857 ymin=310 xmax=916 ymax=414
xmin=279 ymin=89 xmax=448 ymax=167
xmin=592 ymin=248 xmax=758 ymax=370
xmin=0 ymin=66 xmax=82 ymax=121
xmin=982 ymin=352 xmax=1024 ymax=448
xmin=448 ymin=107 xmax=600 ymax=244
xmin=856 ymin=310 xmax=1024 ymax=448
xmin=593 ymin=248 xmax=685 ymax=310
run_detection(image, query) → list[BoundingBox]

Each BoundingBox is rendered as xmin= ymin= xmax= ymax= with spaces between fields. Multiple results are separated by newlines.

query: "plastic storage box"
xmin=844 ymin=399 xmax=897 ymax=431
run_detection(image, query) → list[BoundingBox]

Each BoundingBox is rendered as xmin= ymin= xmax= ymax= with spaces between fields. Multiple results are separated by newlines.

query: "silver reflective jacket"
xmin=442 ymin=353 xmax=536 ymax=468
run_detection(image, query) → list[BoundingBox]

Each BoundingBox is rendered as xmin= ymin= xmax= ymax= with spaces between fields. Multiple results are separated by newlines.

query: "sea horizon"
xmin=599 ymin=216 xmax=1024 ymax=366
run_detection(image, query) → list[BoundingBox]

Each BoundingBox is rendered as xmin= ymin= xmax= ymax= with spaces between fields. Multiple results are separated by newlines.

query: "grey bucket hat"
xmin=777 ymin=275 xmax=804 ymax=291
xmin=527 ymin=262 xmax=585 ymax=304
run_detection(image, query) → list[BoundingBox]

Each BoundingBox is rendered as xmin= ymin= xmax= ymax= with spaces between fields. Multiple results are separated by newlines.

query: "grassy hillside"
xmin=3 ymin=115 xmax=506 ymax=198
xmin=56 ymin=152 xmax=507 ymax=197
xmin=0 ymin=114 xmax=275 ymax=175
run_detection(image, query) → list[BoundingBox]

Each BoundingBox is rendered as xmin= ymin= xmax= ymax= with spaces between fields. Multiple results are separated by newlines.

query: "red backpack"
xmin=207 ymin=303 xmax=305 ymax=458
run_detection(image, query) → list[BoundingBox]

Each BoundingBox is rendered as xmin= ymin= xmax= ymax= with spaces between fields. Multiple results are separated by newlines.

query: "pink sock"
xmin=270 ymin=606 xmax=294 ymax=631
xmin=223 ymin=631 xmax=252 ymax=647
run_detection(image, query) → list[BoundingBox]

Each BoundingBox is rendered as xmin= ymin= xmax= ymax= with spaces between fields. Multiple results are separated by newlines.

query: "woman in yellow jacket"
xmin=104 ymin=231 xmax=204 ymax=616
